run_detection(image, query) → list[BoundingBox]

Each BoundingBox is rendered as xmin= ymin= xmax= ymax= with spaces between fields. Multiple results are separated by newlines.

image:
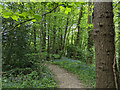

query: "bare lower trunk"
xmin=93 ymin=2 xmax=116 ymax=88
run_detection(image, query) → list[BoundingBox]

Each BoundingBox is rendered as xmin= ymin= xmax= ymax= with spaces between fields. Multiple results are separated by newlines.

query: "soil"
xmin=45 ymin=63 xmax=86 ymax=88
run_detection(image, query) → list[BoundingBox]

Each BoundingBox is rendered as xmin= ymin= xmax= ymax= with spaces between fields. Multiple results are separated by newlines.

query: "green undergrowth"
xmin=51 ymin=57 xmax=96 ymax=88
xmin=2 ymin=64 xmax=57 ymax=88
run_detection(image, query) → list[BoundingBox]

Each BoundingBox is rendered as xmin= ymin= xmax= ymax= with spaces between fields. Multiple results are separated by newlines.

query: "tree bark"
xmin=52 ymin=4 xmax=57 ymax=60
xmin=66 ymin=19 xmax=74 ymax=46
xmin=65 ymin=19 xmax=74 ymax=57
xmin=74 ymin=6 xmax=83 ymax=60
xmin=93 ymin=2 xmax=116 ymax=88
xmin=87 ymin=1 xmax=94 ymax=64
xmin=60 ymin=17 xmax=69 ymax=58
xmin=118 ymin=6 xmax=120 ymax=89
xmin=71 ymin=27 xmax=74 ymax=45
xmin=39 ymin=14 xmax=44 ymax=60
xmin=47 ymin=16 xmax=50 ymax=61
xmin=42 ymin=7 xmax=46 ymax=53
xmin=33 ymin=26 xmax=37 ymax=53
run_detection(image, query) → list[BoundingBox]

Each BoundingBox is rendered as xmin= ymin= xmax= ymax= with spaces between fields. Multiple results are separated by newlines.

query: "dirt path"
xmin=45 ymin=63 xmax=86 ymax=88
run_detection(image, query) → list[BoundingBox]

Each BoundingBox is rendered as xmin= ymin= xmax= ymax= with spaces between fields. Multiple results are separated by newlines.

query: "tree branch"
xmin=1 ymin=4 xmax=62 ymax=34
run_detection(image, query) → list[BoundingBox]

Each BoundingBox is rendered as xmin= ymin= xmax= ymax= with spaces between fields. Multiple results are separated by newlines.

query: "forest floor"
xmin=44 ymin=63 xmax=86 ymax=88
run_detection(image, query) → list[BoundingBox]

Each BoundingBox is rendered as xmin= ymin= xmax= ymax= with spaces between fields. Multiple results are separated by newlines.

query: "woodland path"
xmin=45 ymin=63 xmax=86 ymax=88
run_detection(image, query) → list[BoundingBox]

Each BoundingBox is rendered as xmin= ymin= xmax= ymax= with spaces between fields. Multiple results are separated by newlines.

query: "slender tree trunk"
xmin=47 ymin=16 xmax=50 ymax=61
xmin=118 ymin=6 xmax=120 ymax=89
xmin=39 ymin=26 xmax=42 ymax=53
xmin=60 ymin=28 xmax=63 ymax=51
xmin=71 ymin=27 xmax=74 ymax=45
xmin=33 ymin=3 xmax=37 ymax=53
xmin=60 ymin=17 xmax=69 ymax=58
xmin=57 ymin=28 xmax=61 ymax=54
xmin=57 ymin=27 xmax=61 ymax=55
xmin=33 ymin=26 xmax=37 ymax=53
xmin=57 ymin=27 xmax=63 ymax=57
xmin=66 ymin=19 xmax=74 ymax=45
xmin=74 ymin=6 xmax=83 ymax=60
xmin=52 ymin=4 xmax=57 ymax=60
xmin=43 ymin=11 xmax=46 ymax=49
xmin=41 ymin=5 xmax=46 ymax=54
xmin=93 ymin=2 xmax=117 ymax=88
xmin=38 ymin=22 xmax=42 ymax=75
xmin=42 ymin=18 xmax=46 ymax=51
xmin=65 ymin=19 xmax=73 ymax=57
xmin=87 ymin=1 xmax=94 ymax=64
xmin=40 ymin=15 xmax=44 ymax=60
xmin=0 ymin=15 xmax=1 ymax=82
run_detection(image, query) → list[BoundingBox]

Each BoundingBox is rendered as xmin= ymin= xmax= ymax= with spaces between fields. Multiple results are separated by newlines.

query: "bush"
xmin=2 ymin=65 xmax=57 ymax=88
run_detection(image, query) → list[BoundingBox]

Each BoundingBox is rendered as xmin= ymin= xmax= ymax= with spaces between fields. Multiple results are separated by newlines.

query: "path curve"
xmin=45 ymin=63 xmax=86 ymax=88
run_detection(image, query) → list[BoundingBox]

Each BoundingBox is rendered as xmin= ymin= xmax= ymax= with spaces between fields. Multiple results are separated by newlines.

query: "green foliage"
xmin=34 ymin=14 xmax=42 ymax=20
xmin=2 ymin=18 xmax=31 ymax=71
xmin=2 ymin=64 xmax=57 ymax=88
xmin=1 ymin=2 xmax=119 ymax=89
xmin=66 ymin=45 xmax=75 ymax=58
xmin=65 ymin=44 xmax=88 ymax=62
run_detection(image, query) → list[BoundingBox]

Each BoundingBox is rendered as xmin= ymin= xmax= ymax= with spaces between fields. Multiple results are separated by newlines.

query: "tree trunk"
xmin=74 ymin=5 xmax=83 ymax=60
xmin=60 ymin=28 xmax=63 ymax=51
xmin=47 ymin=16 xmax=50 ymax=61
xmin=38 ymin=22 xmax=42 ymax=75
xmin=71 ymin=27 xmax=74 ymax=45
xmin=118 ymin=6 xmax=120 ymax=89
xmin=40 ymin=15 xmax=44 ymax=60
xmin=57 ymin=27 xmax=61 ymax=55
xmin=66 ymin=19 xmax=74 ymax=45
xmin=33 ymin=26 xmax=37 ymax=53
xmin=60 ymin=17 xmax=69 ymax=58
xmin=65 ymin=19 xmax=73 ymax=57
xmin=87 ymin=1 xmax=94 ymax=64
xmin=42 ymin=5 xmax=46 ymax=54
xmin=52 ymin=4 xmax=57 ymax=60
xmin=93 ymin=2 xmax=116 ymax=88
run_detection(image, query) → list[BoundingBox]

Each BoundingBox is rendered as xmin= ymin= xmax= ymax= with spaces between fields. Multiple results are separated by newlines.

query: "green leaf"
xmin=32 ymin=19 xmax=36 ymax=22
xmin=33 ymin=14 xmax=41 ymax=20
xmin=11 ymin=15 xmax=19 ymax=21
xmin=65 ymin=7 xmax=71 ymax=14
xmin=17 ymin=25 xmax=20 ymax=27
xmin=21 ymin=12 xmax=28 ymax=17
xmin=3 ymin=15 xmax=10 ymax=18
xmin=3 ymin=10 xmax=13 ymax=18
xmin=60 ymin=6 xmax=65 ymax=12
